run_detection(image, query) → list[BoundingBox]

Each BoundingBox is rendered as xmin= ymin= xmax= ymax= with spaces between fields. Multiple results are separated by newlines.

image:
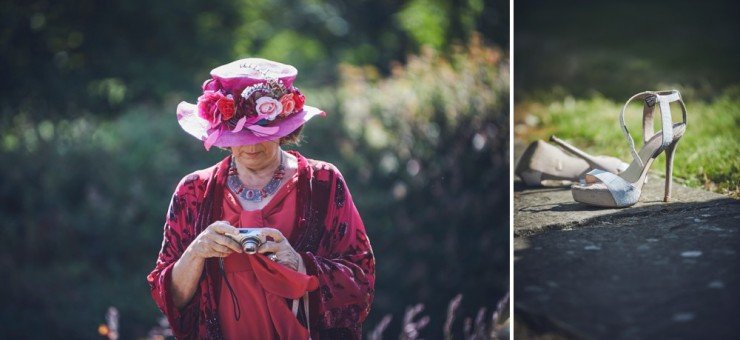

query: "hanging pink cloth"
xmin=218 ymin=170 xmax=318 ymax=339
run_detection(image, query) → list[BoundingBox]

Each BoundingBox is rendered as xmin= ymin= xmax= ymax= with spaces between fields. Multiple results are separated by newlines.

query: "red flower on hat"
xmin=279 ymin=93 xmax=295 ymax=117
xmin=293 ymin=90 xmax=306 ymax=112
xmin=197 ymin=91 xmax=235 ymax=125
xmin=217 ymin=95 xmax=235 ymax=121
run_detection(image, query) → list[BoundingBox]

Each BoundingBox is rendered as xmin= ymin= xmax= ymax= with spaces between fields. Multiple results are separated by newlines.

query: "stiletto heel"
xmin=550 ymin=135 xmax=628 ymax=174
xmin=515 ymin=137 xmax=628 ymax=187
xmin=664 ymin=140 xmax=679 ymax=202
xmin=571 ymin=90 xmax=688 ymax=208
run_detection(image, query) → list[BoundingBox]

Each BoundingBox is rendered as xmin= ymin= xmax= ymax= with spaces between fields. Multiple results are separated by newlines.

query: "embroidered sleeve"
xmin=300 ymin=168 xmax=376 ymax=332
xmin=146 ymin=174 xmax=203 ymax=338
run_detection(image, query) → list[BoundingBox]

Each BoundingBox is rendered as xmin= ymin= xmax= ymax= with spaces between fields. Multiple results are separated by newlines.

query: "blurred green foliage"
xmin=1 ymin=0 xmax=508 ymax=121
xmin=0 ymin=0 xmax=509 ymax=336
xmin=306 ymin=36 xmax=510 ymax=337
xmin=515 ymin=0 xmax=740 ymax=101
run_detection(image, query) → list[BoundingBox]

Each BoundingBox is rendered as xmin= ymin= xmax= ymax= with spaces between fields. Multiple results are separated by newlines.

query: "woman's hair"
xmin=279 ymin=126 xmax=303 ymax=146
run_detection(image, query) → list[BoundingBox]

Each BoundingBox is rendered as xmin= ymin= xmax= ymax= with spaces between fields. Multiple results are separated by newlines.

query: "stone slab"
xmin=513 ymin=141 xmax=740 ymax=339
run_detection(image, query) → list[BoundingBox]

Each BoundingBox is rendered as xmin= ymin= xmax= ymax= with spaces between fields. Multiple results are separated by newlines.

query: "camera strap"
xmin=218 ymin=257 xmax=242 ymax=321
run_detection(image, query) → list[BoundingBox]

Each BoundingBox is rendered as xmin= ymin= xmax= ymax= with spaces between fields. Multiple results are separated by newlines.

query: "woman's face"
xmin=231 ymin=140 xmax=280 ymax=170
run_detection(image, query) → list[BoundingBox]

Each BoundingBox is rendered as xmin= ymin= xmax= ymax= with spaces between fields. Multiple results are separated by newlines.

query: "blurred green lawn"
xmin=515 ymin=89 xmax=740 ymax=197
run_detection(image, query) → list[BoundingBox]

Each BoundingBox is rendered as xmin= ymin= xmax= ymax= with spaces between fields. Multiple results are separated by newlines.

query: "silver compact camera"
xmin=227 ymin=228 xmax=263 ymax=254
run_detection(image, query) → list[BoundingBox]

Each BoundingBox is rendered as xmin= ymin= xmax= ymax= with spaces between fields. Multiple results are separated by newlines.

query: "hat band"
xmin=196 ymin=78 xmax=307 ymax=149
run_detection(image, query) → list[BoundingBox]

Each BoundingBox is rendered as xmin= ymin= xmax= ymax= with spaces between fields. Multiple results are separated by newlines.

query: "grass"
xmin=515 ymin=89 xmax=740 ymax=198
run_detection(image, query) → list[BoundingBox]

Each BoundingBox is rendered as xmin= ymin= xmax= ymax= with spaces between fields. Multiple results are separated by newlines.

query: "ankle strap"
xmin=619 ymin=90 xmax=687 ymax=167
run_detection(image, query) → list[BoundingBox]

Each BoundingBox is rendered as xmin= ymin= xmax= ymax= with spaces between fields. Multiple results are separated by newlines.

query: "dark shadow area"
xmin=520 ymin=201 xmax=604 ymax=213
xmin=514 ymin=198 xmax=740 ymax=339
xmin=515 ymin=185 xmax=571 ymax=196
xmin=514 ymin=304 xmax=586 ymax=340
xmin=515 ymin=0 xmax=740 ymax=101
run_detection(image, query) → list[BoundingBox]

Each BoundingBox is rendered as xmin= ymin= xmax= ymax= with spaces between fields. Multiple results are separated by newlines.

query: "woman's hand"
xmin=255 ymin=228 xmax=302 ymax=271
xmin=186 ymin=221 xmax=243 ymax=259
xmin=170 ymin=221 xmax=242 ymax=309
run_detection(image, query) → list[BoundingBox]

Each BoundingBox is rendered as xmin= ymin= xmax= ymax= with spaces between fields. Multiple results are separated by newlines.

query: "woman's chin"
xmin=236 ymin=152 xmax=274 ymax=169
xmin=239 ymin=151 xmax=263 ymax=159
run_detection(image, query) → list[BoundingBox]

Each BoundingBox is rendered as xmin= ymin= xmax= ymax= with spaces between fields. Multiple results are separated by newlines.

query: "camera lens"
xmin=242 ymin=236 xmax=261 ymax=254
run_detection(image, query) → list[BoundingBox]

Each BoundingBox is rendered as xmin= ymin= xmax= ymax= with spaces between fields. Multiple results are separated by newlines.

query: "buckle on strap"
xmin=645 ymin=94 xmax=657 ymax=107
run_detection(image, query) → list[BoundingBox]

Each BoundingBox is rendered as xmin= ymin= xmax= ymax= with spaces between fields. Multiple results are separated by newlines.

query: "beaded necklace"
xmin=227 ymin=152 xmax=285 ymax=202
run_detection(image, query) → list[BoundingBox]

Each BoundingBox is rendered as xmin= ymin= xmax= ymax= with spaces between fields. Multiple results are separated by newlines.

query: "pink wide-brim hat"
xmin=176 ymin=58 xmax=325 ymax=148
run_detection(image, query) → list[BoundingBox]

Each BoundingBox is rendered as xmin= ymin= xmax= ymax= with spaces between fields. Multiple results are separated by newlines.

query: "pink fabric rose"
xmin=198 ymin=91 xmax=236 ymax=125
xmin=255 ymin=96 xmax=283 ymax=121
xmin=279 ymin=93 xmax=295 ymax=117
xmin=202 ymin=78 xmax=220 ymax=91
xmin=197 ymin=91 xmax=224 ymax=125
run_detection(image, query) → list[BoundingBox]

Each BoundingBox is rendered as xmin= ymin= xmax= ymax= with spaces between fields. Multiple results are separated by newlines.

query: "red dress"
xmin=147 ymin=152 xmax=375 ymax=339
xmin=218 ymin=167 xmax=317 ymax=339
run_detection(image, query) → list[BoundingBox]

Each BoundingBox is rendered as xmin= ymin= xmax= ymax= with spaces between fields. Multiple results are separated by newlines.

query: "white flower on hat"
xmin=255 ymin=96 xmax=283 ymax=121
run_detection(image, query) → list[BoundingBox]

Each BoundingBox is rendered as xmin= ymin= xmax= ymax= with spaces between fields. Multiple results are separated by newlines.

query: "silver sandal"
xmin=571 ymin=90 xmax=687 ymax=207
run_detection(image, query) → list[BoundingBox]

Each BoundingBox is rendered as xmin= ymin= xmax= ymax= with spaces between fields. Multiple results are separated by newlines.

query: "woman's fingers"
xmin=198 ymin=244 xmax=231 ymax=258
xmin=256 ymin=240 xmax=300 ymax=270
xmin=190 ymin=235 xmax=237 ymax=259
xmin=258 ymin=228 xmax=285 ymax=243
xmin=209 ymin=221 xmax=238 ymax=235
xmin=206 ymin=241 xmax=231 ymax=255
xmin=202 ymin=240 xmax=234 ymax=255
xmin=196 ymin=225 xmax=292 ymax=260
xmin=206 ymin=249 xmax=231 ymax=258
xmin=212 ymin=234 xmax=243 ymax=253
xmin=257 ymin=240 xmax=281 ymax=254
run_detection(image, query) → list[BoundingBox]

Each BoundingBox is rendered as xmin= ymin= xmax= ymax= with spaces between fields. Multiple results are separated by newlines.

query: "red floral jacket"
xmin=147 ymin=152 xmax=375 ymax=339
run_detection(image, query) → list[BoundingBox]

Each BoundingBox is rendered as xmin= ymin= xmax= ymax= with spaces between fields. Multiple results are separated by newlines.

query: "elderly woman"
xmin=147 ymin=58 xmax=375 ymax=339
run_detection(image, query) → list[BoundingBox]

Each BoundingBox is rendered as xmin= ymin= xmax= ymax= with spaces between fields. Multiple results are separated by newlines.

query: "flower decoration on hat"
xmin=196 ymin=77 xmax=307 ymax=149
xmin=175 ymin=58 xmax=325 ymax=150
xmin=255 ymin=97 xmax=282 ymax=121
xmin=197 ymin=91 xmax=235 ymax=124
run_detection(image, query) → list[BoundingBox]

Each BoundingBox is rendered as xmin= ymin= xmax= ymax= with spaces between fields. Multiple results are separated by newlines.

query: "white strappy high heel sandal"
xmin=571 ymin=90 xmax=687 ymax=208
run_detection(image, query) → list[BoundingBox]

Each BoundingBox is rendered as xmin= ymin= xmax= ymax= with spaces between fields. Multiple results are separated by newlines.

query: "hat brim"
xmin=176 ymin=101 xmax=325 ymax=147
